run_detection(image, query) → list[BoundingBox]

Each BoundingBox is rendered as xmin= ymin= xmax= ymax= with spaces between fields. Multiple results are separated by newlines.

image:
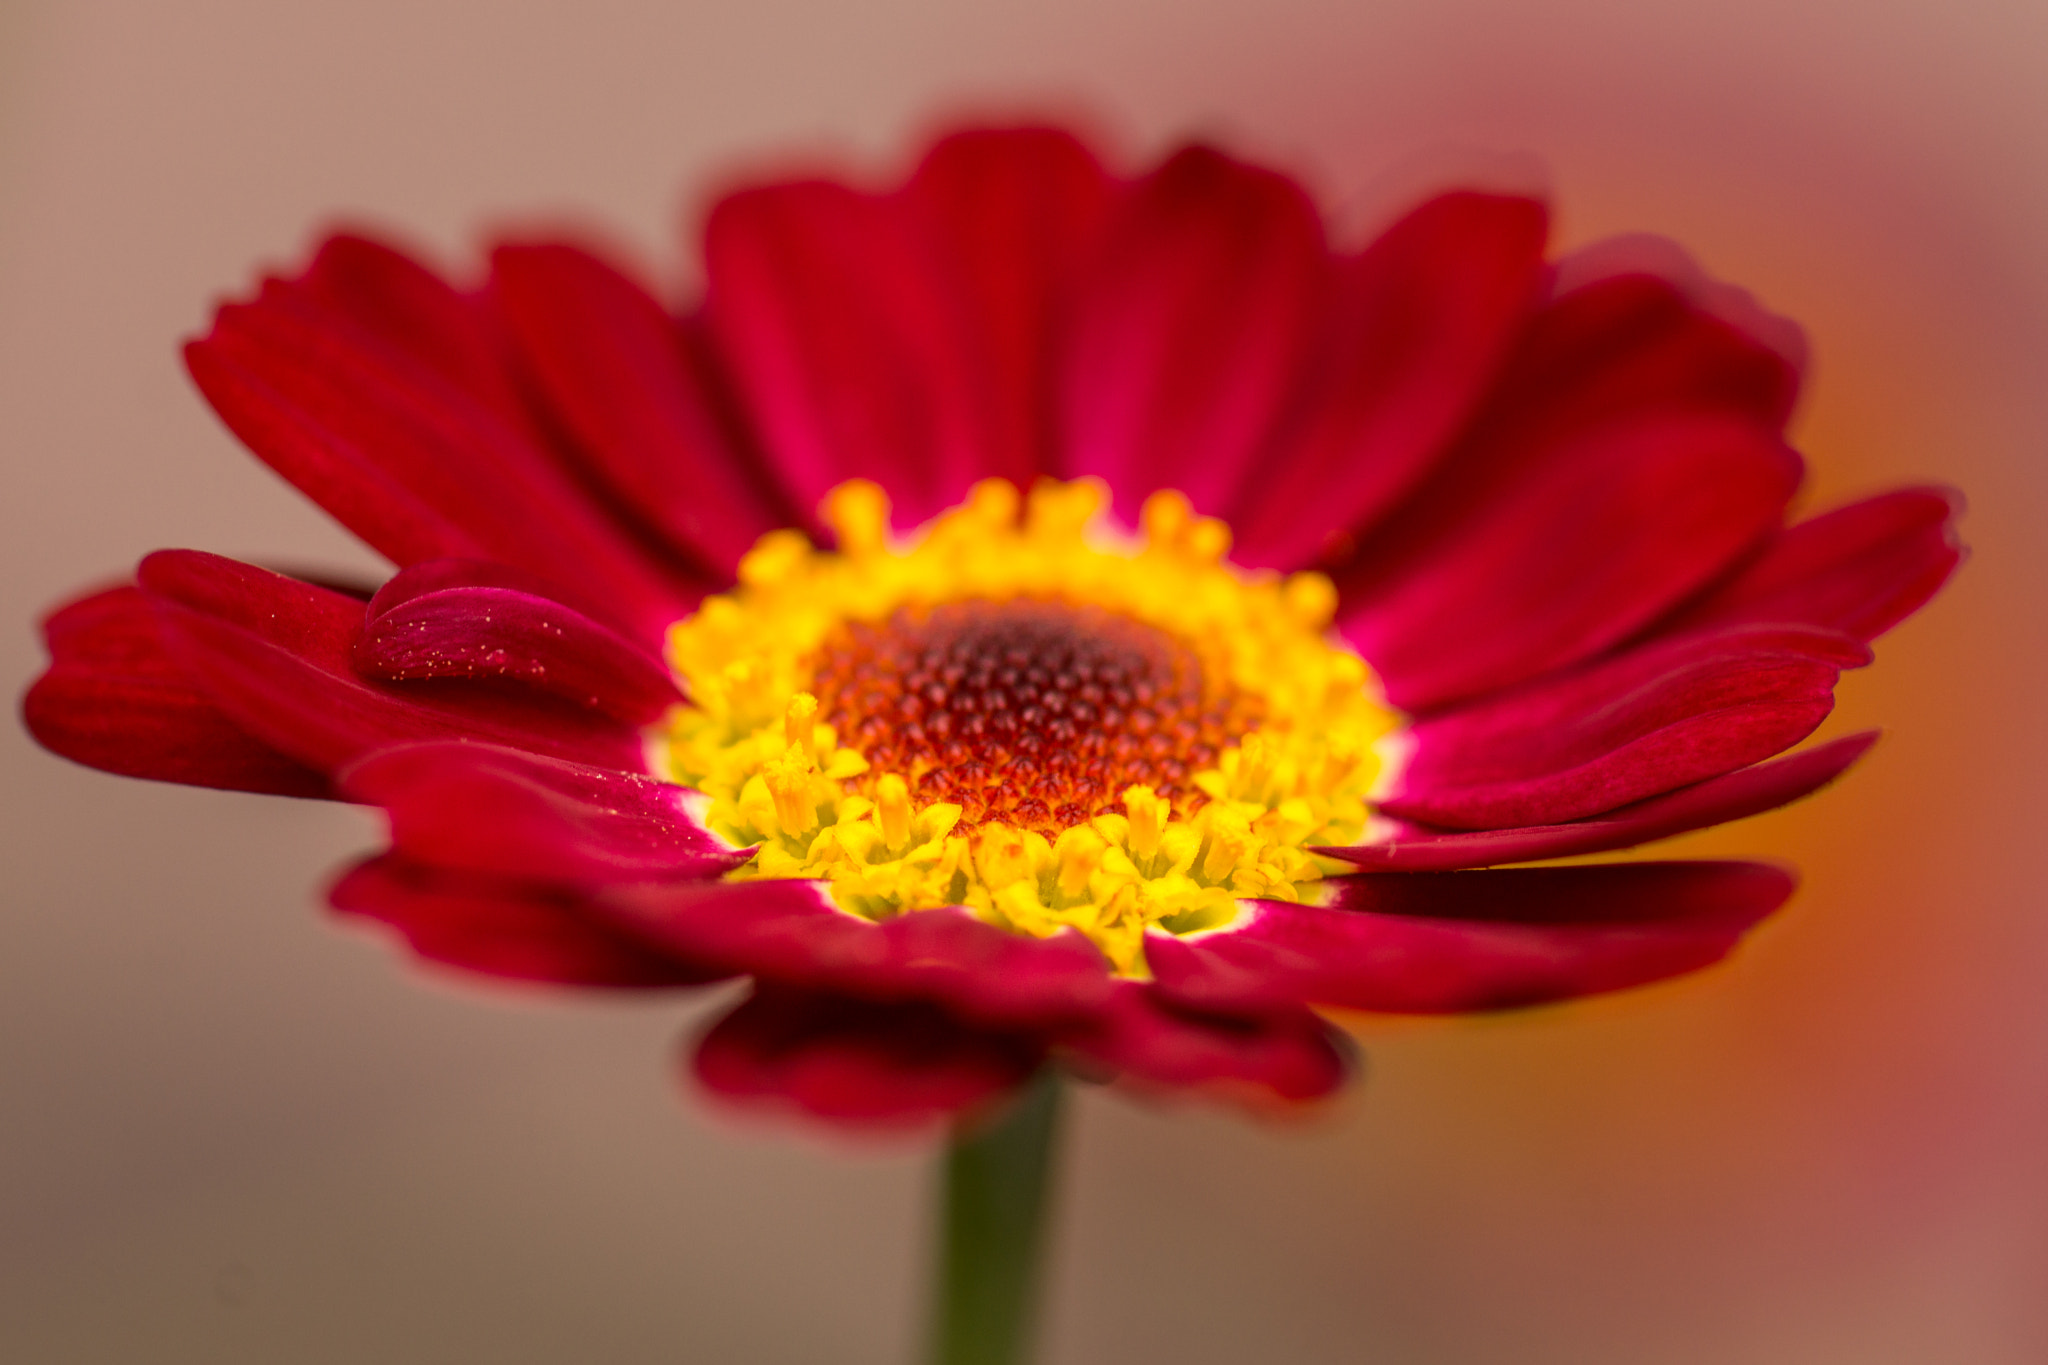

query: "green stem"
xmin=927 ymin=1070 xmax=1065 ymax=1365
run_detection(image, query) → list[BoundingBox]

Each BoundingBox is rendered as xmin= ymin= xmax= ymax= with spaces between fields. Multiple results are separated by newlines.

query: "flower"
xmin=22 ymin=127 xmax=1961 ymax=1130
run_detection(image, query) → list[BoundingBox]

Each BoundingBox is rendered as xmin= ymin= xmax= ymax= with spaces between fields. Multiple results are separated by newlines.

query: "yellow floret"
xmin=649 ymin=477 xmax=1399 ymax=977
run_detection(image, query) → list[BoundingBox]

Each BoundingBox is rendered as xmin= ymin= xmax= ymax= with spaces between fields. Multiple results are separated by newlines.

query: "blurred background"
xmin=1 ymin=1 xmax=2042 ymax=1360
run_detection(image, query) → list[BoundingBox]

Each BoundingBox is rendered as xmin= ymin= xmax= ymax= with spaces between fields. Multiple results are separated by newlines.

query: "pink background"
xmin=2 ymin=1 xmax=2042 ymax=1360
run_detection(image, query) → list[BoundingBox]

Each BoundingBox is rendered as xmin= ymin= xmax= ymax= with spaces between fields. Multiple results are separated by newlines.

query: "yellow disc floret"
xmin=650 ymin=477 xmax=1398 ymax=977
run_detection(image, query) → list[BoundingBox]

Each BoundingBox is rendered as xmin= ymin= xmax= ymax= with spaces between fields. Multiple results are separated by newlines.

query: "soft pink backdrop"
xmin=2 ymin=1 xmax=2041 ymax=1360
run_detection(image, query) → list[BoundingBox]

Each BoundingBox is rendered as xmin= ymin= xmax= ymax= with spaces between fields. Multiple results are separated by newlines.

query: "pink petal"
xmin=340 ymin=742 xmax=744 ymax=885
xmin=1383 ymin=625 xmax=1862 ymax=828
xmin=1232 ymin=192 xmax=1550 ymax=569
xmin=330 ymin=854 xmax=714 ymax=988
xmin=491 ymin=240 xmax=790 ymax=577
xmin=187 ymin=270 xmax=698 ymax=642
xmin=355 ymin=565 xmax=681 ymax=725
xmin=1056 ymin=145 xmax=1328 ymax=522
xmin=1057 ymin=982 xmax=1350 ymax=1105
xmin=690 ymin=983 xmax=1042 ymax=1129
xmin=23 ymin=584 xmax=330 ymax=797
xmin=1662 ymin=486 xmax=1966 ymax=642
xmin=1336 ymin=410 xmax=1803 ymax=711
xmin=597 ymin=881 xmax=1117 ymax=1030
xmin=1325 ymin=731 xmax=1878 ymax=871
xmin=1145 ymin=861 xmax=1794 ymax=1015
xmin=139 ymin=551 xmax=644 ymax=775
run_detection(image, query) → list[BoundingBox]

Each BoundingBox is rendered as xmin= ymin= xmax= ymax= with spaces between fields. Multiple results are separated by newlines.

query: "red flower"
xmin=23 ymin=127 xmax=1961 ymax=1130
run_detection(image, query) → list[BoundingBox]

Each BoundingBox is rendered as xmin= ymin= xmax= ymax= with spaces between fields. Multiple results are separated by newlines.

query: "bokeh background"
xmin=2 ymin=1 xmax=2042 ymax=1360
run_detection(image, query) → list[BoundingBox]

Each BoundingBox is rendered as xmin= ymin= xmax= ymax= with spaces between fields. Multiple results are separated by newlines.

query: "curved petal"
xmin=689 ymin=982 xmax=1043 ymax=1129
xmin=1231 ymin=192 xmax=1549 ymax=569
xmin=1055 ymin=144 xmax=1329 ymax=522
xmin=139 ymin=551 xmax=644 ymax=775
xmin=491 ymin=240 xmax=790 ymax=577
xmin=1146 ymin=861 xmax=1794 ymax=1015
xmin=355 ymin=571 xmax=680 ymax=726
xmin=1383 ymin=625 xmax=1862 ymax=829
xmin=1057 ymin=982 xmax=1351 ymax=1105
xmin=905 ymin=127 xmax=1119 ymax=489
xmin=1335 ymin=410 xmax=1803 ymax=711
xmin=597 ymin=880 xmax=1116 ymax=1030
xmin=1325 ymin=731 xmax=1878 ymax=871
xmin=186 ymin=262 xmax=700 ymax=641
xmin=1486 ymin=266 xmax=1804 ymax=440
xmin=295 ymin=231 xmax=534 ymax=422
xmin=330 ymin=854 xmax=716 ymax=988
xmin=23 ymin=584 xmax=331 ymax=797
xmin=1548 ymin=234 xmax=1809 ymax=382
xmin=1660 ymin=486 xmax=1966 ymax=642
xmin=340 ymin=742 xmax=744 ymax=885
xmin=703 ymin=128 xmax=1113 ymax=528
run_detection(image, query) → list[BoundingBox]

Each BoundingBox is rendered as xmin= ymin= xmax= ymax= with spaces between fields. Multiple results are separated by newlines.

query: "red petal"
xmin=339 ymin=742 xmax=744 ymax=885
xmin=1325 ymin=731 xmax=1878 ymax=871
xmin=1056 ymin=145 xmax=1328 ymax=522
xmin=355 ymin=563 xmax=681 ymax=725
xmin=690 ymin=983 xmax=1042 ymax=1129
xmin=187 ymin=266 xmax=698 ymax=642
xmin=491 ymin=240 xmax=789 ymax=577
xmin=1549 ymin=233 xmax=1808 ymax=381
xmin=23 ymin=584 xmax=330 ymax=797
xmin=1383 ymin=625 xmax=1861 ymax=828
xmin=139 ymin=551 xmax=644 ymax=775
xmin=296 ymin=231 xmax=533 ymax=423
xmin=1485 ymin=266 xmax=1803 ymax=441
xmin=905 ymin=127 xmax=1118 ymax=490
xmin=1663 ymin=486 xmax=1966 ymax=642
xmin=1336 ymin=410 xmax=1802 ymax=711
xmin=1058 ymin=982 xmax=1350 ymax=1105
xmin=598 ymin=881 xmax=1116 ymax=1030
xmin=1146 ymin=861 xmax=1794 ymax=1015
xmin=705 ymin=130 xmax=1114 ymax=529
xmin=330 ymin=854 xmax=713 ymax=988
xmin=1232 ymin=192 xmax=1549 ymax=568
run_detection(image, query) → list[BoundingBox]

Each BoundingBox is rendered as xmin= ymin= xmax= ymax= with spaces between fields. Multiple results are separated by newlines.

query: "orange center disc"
xmin=811 ymin=598 xmax=1261 ymax=835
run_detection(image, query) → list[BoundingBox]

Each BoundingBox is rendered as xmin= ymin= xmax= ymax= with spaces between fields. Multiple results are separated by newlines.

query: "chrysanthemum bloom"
xmin=24 ymin=127 xmax=1961 ymax=1130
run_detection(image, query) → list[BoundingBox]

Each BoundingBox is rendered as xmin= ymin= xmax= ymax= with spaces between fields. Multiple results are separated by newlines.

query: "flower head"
xmin=23 ymin=127 xmax=1962 ymax=1129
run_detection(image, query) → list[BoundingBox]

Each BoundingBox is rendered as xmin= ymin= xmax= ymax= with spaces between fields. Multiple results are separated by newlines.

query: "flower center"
xmin=651 ymin=477 xmax=1397 ymax=975
xmin=812 ymin=598 xmax=1259 ymax=836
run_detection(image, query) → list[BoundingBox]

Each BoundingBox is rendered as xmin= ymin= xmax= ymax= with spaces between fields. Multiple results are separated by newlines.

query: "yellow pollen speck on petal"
xmin=648 ymin=476 xmax=1399 ymax=977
